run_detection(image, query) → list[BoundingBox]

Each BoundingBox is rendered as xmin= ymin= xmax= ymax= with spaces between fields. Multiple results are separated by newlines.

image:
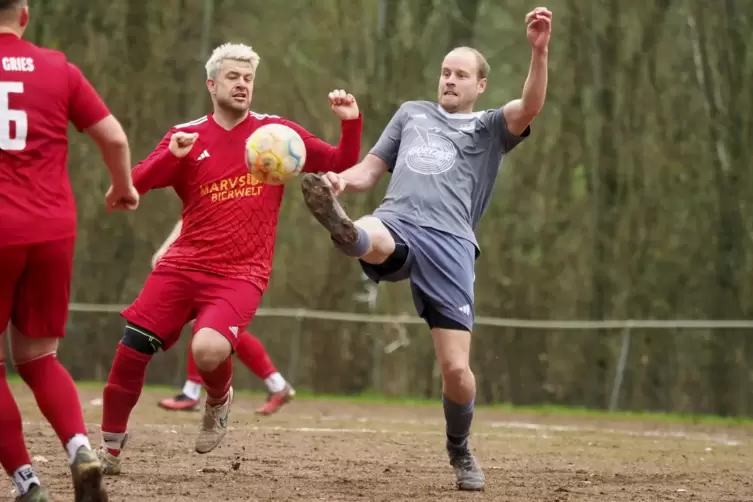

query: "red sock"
xmin=186 ymin=342 xmax=202 ymax=384
xmin=198 ymin=356 xmax=232 ymax=405
xmin=235 ymin=332 xmax=276 ymax=380
xmin=101 ymin=342 xmax=151 ymax=440
xmin=0 ymin=362 xmax=32 ymax=476
xmin=15 ymin=353 xmax=87 ymax=447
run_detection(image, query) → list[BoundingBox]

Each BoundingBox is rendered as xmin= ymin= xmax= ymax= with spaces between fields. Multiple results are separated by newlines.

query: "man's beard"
xmin=217 ymin=96 xmax=249 ymax=116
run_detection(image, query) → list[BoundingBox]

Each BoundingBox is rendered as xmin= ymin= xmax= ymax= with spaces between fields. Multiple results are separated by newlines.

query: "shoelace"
xmin=450 ymin=454 xmax=476 ymax=471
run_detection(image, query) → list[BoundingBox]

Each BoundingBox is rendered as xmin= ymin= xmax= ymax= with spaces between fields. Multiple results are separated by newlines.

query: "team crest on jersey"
xmin=405 ymin=126 xmax=457 ymax=175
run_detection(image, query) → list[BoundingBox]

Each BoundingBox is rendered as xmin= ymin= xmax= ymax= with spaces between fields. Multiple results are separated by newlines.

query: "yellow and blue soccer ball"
xmin=245 ymin=123 xmax=307 ymax=185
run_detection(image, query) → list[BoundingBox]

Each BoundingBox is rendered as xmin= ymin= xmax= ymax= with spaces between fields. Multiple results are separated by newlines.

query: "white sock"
xmin=264 ymin=372 xmax=287 ymax=393
xmin=65 ymin=434 xmax=91 ymax=465
xmin=11 ymin=465 xmax=40 ymax=496
xmin=101 ymin=431 xmax=126 ymax=452
xmin=182 ymin=380 xmax=202 ymax=401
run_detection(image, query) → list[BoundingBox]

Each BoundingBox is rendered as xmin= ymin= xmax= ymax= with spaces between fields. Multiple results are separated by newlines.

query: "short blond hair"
xmin=205 ymin=43 xmax=260 ymax=80
xmin=450 ymin=46 xmax=490 ymax=80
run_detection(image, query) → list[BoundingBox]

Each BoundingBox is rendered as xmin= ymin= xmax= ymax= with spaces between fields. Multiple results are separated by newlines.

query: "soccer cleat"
xmin=70 ymin=446 xmax=109 ymax=502
xmin=448 ymin=448 xmax=485 ymax=491
xmin=300 ymin=174 xmax=359 ymax=246
xmin=158 ymin=392 xmax=201 ymax=411
xmin=15 ymin=485 xmax=50 ymax=502
xmin=95 ymin=432 xmax=128 ymax=476
xmin=195 ymin=387 xmax=234 ymax=454
xmin=255 ymin=385 xmax=296 ymax=415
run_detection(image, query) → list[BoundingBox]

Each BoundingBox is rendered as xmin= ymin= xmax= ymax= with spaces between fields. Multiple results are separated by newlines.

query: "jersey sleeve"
xmin=368 ymin=105 xmax=406 ymax=172
xmin=132 ymin=129 xmax=184 ymax=194
xmin=277 ymin=115 xmax=363 ymax=174
xmin=66 ymin=62 xmax=111 ymax=132
xmin=483 ymin=107 xmax=531 ymax=154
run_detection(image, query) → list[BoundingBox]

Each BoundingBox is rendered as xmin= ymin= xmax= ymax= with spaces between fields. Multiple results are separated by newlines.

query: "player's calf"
xmin=192 ymin=328 xmax=235 ymax=453
xmin=98 ymin=324 xmax=161 ymax=474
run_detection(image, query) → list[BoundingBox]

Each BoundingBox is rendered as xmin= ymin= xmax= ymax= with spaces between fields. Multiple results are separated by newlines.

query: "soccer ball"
xmin=245 ymin=123 xmax=307 ymax=185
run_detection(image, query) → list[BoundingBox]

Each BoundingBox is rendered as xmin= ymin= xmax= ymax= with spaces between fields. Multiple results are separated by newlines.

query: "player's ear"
xmin=19 ymin=6 xmax=29 ymax=28
xmin=206 ymin=79 xmax=216 ymax=96
xmin=477 ymin=78 xmax=487 ymax=94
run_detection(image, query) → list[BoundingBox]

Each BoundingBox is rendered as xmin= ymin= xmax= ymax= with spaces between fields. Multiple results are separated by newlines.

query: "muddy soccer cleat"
xmin=449 ymin=449 xmax=485 ymax=491
xmin=195 ymin=387 xmax=234 ymax=454
xmin=255 ymin=385 xmax=296 ymax=415
xmin=15 ymin=484 xmax=50 ymax=502
xmin=96 ymin=432 xmax=128 ymax=476
xmin=158 ymin=392 xmax=200 ymax=411
xmin=70 ymin=446 xmax=108 ymax=502
xmin=300 ymin=173 xmax=359 ymax=246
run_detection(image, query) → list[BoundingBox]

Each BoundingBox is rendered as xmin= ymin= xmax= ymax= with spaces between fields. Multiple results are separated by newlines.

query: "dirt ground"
xmin=8 ymin=383 xmax=753 ymax=502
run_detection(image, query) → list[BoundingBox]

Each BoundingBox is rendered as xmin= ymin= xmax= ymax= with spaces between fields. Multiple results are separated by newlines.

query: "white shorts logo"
xmin=405 ymin=126 xmax=457 ymax=175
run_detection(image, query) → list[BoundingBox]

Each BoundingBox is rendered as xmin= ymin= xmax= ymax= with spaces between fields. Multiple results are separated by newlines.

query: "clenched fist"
xmin=169 ymin=132 xmax=199 ymax=158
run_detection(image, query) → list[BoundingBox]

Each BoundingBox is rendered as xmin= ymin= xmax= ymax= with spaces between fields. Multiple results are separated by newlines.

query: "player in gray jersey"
xmin=301 ymin=7 xmax=552 ymax=492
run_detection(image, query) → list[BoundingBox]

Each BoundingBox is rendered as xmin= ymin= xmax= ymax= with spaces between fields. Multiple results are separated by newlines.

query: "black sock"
xmin=443 ymin=394 xmax=474 ymax=454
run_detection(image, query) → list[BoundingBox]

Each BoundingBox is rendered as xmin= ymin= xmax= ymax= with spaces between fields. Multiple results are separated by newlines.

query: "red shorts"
xmin=121 ymin=266 xmax=263 ymax=351
xmin=0 ymin=237 xmax=75 ymax=339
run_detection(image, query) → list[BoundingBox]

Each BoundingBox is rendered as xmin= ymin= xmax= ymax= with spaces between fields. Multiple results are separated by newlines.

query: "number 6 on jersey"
xmin=0 ymin=81 xmax=27 ymax=151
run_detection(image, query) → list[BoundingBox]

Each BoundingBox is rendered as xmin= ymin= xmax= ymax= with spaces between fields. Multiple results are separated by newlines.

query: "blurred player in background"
xmin=152 ymin=220 xmax=295 ymax=414
xmin=0 ymin=0 xmax=138 ymax=500
xmin=301 ymin=8 xmax=551 ymax=492
xmin=96 ymin=42 xmax=362 ymax=475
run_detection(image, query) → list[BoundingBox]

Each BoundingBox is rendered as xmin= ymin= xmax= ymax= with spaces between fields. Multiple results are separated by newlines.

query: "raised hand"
xmin=525 ymin=7 xmax=552 ymax=52
xmin=328 ymin=89 xmax=360 ymax=121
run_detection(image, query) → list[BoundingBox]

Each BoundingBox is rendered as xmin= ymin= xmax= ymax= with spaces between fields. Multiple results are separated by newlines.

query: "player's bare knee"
xmin=8 ymin=325 xmax=59 ymax=364
xmin=439 ymin=359 xmax=470 ymax=383
xmin=355 ymin=216 xmax=395 ymax=263
xmin=191 ymin=328 xmax=232 ymax=371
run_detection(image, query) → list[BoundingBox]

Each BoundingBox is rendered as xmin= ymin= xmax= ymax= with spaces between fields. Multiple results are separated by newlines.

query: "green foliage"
xmin=36 ymin=0 xmax=753 ymax=416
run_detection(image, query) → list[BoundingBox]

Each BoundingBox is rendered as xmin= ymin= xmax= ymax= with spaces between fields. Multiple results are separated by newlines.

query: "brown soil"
xmin=9 ymin=383 xmax=753 ymax=502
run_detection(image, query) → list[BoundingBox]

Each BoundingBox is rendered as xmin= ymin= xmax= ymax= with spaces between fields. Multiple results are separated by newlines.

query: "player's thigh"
xmin=0 ymin=245 xmax=28 ymax=339
xmin=193 ymin=276 xmax=263 ymax=351
xmin=8 ymin=324 xmax=59 ymax=363
xmin=409 ymin=230 xmax=476 ymax=332
xmin=12 ymin=237 xmax=75 ymax=340
xmin=121 ymin=267 xmax=195 ymax=350
xmin=359 ymin=219 xmax=414 ymax=282
xmin=354 ymin=215 xmax=397 ymax=263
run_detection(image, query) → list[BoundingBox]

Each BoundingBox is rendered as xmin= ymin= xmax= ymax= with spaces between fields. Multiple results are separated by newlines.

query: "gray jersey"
xmin=370 ymin=100 xmax=529 ymax=252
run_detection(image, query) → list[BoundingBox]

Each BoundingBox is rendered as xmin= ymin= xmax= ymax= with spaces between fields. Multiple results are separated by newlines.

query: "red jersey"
xmin=0 ymin=34 xmax=111 ymax=247
xmin=133 ymin=111 xmax=362 ymax=290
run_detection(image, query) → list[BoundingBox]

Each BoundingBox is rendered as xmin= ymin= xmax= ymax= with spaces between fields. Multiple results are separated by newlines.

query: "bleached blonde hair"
xmin=205 ymin=43 xmax=260 ymax=80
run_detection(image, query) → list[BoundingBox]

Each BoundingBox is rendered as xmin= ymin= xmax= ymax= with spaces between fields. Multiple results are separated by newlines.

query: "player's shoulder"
xmin=250 ymin=111 xmax=289 ymax=125
xmin=171 ymin=115 xmax=211 ymax=132
xmin=1 ymin=38 xmax=69 ymax=71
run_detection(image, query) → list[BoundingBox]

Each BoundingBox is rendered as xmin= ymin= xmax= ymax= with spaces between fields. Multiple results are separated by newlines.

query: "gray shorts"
xmin=359 ymin=216 xmax=476 ymax=331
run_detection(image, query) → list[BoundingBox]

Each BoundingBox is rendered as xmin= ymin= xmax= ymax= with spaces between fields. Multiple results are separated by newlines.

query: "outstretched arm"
xmin=502 ymin=7 xmax=551 ymax=137
xmin=339 ymin=154 xmax=391 ymax=193
xmin=324 ymin=104 xmax=406 ymax=195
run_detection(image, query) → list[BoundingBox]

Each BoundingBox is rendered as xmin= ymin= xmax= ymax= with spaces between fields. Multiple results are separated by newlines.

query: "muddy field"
xmin=8 ymin=383 xmax=753 ymax=501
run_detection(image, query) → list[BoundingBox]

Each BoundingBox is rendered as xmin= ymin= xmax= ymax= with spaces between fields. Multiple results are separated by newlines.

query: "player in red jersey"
xmin=0 ymin=1 xmax=138 ymax=500
xmin=95 ymin=42 xmax=362 ymax=475
xmin=151 ymin=220 xmax=295 ymax=414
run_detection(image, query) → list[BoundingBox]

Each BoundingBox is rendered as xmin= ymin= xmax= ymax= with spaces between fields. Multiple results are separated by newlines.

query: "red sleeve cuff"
xmin=341 ymin=113 xmax=363 ymax=131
